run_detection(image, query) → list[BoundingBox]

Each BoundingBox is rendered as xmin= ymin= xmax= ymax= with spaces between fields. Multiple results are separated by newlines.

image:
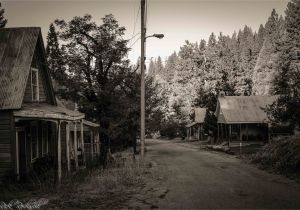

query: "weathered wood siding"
xmin=0 ymin=111 xmax=13 ymax=177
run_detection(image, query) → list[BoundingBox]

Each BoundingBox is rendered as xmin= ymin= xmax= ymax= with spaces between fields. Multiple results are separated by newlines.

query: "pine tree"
xmin=269 ymin=0 xmax=300 ymax=127
xmin=0 ymin=2 xmax=7 ymax=28
xmin=164 ymin=51 xmax=178 ymax=81
xmin=156 ymin=56 xmax=164 ymax=75
xmin=252 ymin=9 xmax=284 ymax=95
xmin=148 ymin=58 xmax=156 ymax=76
xmin=46 ymin=23 xmax=66 ymax=86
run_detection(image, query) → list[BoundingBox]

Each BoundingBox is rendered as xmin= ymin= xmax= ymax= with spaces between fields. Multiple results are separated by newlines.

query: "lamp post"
xmin=140 ymin=0 xmax=164 ymax=159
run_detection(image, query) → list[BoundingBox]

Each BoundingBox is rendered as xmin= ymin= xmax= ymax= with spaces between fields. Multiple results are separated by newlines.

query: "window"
xmin=31 ymin=122 xmax=38 ymax=162
xmin=42 ymin=122 xmax=48 ymax=155
xmin=31 ymin=68 xmax=39 ymax=101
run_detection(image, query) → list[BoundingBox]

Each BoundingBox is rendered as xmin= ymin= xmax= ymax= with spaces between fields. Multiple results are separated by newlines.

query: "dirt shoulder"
xmin=44 ymin=152 xmax=167 ymax=209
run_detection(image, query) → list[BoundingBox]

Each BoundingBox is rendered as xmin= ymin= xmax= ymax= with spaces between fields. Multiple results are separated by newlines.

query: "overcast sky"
xmin=2 ymin=0 xmax=289 ymax=64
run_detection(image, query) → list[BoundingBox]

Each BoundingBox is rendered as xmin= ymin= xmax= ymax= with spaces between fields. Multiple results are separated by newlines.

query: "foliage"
xmin=268 ymin=0 xmax=300 ymax=127
xmin=0 ymin=2 xmax=7 ymax=28
xmin=252 ymin=9 xmax=285 ymax=95
xmin=251 ymin=138 xmax=300 ymax=174
xmin=46 ymin=14 xmax=166 ymax=161
xmin=46 ymin=23 xmax=67 ymax=86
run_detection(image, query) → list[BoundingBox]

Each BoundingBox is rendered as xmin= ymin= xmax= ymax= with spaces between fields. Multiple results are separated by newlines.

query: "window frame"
xmin=31 ymin=68 xmax=39 ymax=102
xmin=30 ymin=121 xmax=39 ymax=162
xmin=42 ymin=122 xmax=48 ymax=155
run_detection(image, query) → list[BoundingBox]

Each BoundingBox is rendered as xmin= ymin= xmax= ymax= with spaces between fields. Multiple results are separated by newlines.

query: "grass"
xmin=0 ymin=152 xmax=157 ymax=209
xmin=45 ymin=152 xmax=156 ymax=209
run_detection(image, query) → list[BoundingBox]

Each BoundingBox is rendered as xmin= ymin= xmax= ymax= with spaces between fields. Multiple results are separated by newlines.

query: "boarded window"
xmin=31 ymin=122 xmax=38 ymax=161
xmin=42 ymin=122 xmax=48 ymax=155
xmin=31 ymin=68 xmax=39 ymax=101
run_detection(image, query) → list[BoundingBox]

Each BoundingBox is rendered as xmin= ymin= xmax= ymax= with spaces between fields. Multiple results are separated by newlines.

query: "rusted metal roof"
xmin=217 ymin=96 xmax=278 ymax=124
xmin=57 ymin=98 xmax=99 ymax=127
xmin=0 ymin=27 xmax=43 ymax=110
xmin=194 ymin=107 xmax=207 ymax=123
xmin=13 ymin=103 xmax=84 ymax=121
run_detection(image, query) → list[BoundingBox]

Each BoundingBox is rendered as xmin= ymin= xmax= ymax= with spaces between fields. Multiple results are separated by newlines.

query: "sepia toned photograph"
xmin=0 ymin=0 xmax=299 ymax=209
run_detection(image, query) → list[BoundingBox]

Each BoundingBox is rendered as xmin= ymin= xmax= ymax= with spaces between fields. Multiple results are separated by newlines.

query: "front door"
xmin=16 ymin=128 xmax=27 ymax=179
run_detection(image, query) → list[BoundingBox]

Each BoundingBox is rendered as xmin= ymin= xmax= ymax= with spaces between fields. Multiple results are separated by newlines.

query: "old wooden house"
xmin=215 ymin=95 xmax=278 ymax=143
xmin=0 ymin=27 xmax=100 ymax=182
xmin=186 ymin=108 xmax=207 ymax=141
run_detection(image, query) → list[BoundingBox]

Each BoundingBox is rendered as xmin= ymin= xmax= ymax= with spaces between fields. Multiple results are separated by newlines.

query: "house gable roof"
xmin=0 ymin=27 xmax=56 ymax=110
xmin=217 ymin=95 xmax=278 ymax=124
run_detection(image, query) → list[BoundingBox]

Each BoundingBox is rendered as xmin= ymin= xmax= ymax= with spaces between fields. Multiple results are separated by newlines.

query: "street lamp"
xmin=146 ymin=34 xmax=165 ymax=39
xmin=140 ymin=0 xmax=164 ymax=160
xmin=140 ymin=30 xmax=164 ymax=159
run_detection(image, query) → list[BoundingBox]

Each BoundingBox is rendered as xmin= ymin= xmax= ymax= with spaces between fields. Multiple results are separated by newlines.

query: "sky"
xmin=2 ymin=0 xmax=289 ymax=64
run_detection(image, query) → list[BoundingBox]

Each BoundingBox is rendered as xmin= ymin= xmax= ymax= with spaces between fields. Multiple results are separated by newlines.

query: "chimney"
xmin=219 ymin=91 xmax=225 ymax=97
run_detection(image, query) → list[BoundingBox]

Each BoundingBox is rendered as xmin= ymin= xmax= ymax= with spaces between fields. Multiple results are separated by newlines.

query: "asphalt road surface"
xmin=146 ymin=139 xmax=300 ymax=209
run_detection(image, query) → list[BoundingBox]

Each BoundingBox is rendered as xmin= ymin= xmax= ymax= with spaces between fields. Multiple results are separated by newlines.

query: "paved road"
xmin=146 ymin=139 xmax=300 ymax=209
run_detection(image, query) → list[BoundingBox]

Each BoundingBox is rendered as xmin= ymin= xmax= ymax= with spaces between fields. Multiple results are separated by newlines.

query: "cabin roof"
xmin=194 ymin=107 xmax=207 ymax=123
xmin=13 ymin=103 xmax=85 ymax=121
xmin=217 ymin=95 xmax=278 ymax=124
xmin=0 ymin=27 xmax=56 ymax=110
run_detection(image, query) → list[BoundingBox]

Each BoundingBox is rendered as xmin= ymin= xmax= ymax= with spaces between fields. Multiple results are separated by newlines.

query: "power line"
xmin=128 ymin=32 xmax=141 ymax=41
xmin=129 ymin=0 xmax=140 ymax=47
xmin=129 ymin=35 xmax=141 ymax=48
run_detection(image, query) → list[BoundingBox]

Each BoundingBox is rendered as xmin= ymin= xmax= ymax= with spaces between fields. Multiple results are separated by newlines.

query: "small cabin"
xmin=215 ymin=95 xmax=281 ymax=143
xmin=186 ymin=108 xmax=207 ymax=141
xmin=0 ymin=27 xmax=100 ymax=182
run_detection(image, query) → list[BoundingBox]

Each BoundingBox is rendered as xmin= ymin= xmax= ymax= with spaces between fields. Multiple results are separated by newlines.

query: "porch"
xmin=13 ymin=103 xmax=100 ymax=183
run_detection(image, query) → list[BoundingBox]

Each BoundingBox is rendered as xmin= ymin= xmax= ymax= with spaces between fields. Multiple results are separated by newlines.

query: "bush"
xmin=251 ymin=137 xmax=300 ymax=174
xmin=160 ymin=120 xmax=185 ymax=139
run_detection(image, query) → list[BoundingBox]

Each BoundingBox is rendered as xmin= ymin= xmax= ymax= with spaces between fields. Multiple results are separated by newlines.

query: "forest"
xmin=148 ymin=0 xmax=300 ymax=138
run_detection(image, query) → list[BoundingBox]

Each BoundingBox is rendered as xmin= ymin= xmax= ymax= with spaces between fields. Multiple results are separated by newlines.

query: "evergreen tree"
xmin=156 ymin=56 xmax=164 ymax=75
xmin=208 ymin=32 xmax=217 ymax=48
xmin=252 ymin=9 xmax=284 ymax=95
xmin=0 ymin=2 xmax=7 ymax=28
xmin=164 ymin=51 xmax=178 ymax=81
xmin=46 ymin=23 xmax=66 ymax=85
xmin=269 ymin=0 xmax=300 ymax=127
xmin=148 ymin=58 xmax=156 ymax=76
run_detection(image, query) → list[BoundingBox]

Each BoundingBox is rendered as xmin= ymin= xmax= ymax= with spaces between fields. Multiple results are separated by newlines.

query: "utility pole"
xmin=140 ymin=0 xmax=146 ymax=159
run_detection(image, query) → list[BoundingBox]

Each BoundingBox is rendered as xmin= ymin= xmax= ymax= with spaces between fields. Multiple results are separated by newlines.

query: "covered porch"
xmin=13 ymin=103 xmax=91 ymax=183
xmin=216 ymin=123 xmax=269 ymax=144
xmin=186 ymin=122 xmax=204 ymax=141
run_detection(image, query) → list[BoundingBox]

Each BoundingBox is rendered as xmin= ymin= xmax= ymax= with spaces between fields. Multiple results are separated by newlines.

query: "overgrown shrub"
xmin=251 ymin=137 xmax=300 ymax=174
xmin=160 ymin=120 xmax=185 ymax=139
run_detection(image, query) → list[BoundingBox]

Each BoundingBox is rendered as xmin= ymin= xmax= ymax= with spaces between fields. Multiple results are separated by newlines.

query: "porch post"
xmin=217 ymin=124 xmax=219 ymax=143
xmin=221 ymin=124 xmax=223 ymax=142
xmin=246 ymin=124 xmax=249 ymax=141
xmin=224 ymin=124 xmax=227 ymax=142
xmin=239 ymin=124 xmax=242 ymax=156
xmin=96 ymin=130 xmax=100 ymax=155
xmin=228 ymin=124 xmax=231 ymax=146
xmin=74 ymin=122 xmax=79 ymax=170
xmin=90 ymin=129 xmax=94 ymax=160
xmin=66 ymin=122 xmax=71 ymax=173
xmin=57 ymin=120 xmax=62 ymax=184
xmin=81 ymin=119 xmax=85 ymax=165
xmin=186 ymin=128 xmax=188 ymax=140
